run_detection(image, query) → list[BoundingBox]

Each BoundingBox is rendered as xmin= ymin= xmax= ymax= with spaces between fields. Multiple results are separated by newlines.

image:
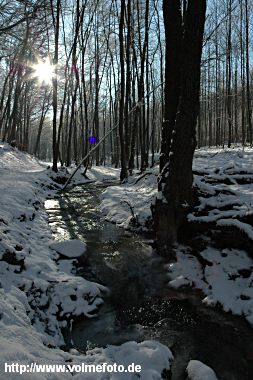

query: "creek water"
xmin=45 ymin=182 xmax=253 ymax=380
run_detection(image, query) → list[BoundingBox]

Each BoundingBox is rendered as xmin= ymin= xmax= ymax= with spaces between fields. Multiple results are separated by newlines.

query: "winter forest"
xmin=0 ymin=0 xmax=253 ymax=379
xmin=1 ymin=0 xmax=253 ymax=164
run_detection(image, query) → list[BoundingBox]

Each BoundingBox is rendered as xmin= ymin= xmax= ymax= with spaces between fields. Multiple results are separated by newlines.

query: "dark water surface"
xmin=45 ymin=182 xmax=253 ymax=380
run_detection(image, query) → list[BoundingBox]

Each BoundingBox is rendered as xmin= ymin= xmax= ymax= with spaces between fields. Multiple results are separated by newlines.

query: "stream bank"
xmin=45 ymin=182 xmax=253 ymax=380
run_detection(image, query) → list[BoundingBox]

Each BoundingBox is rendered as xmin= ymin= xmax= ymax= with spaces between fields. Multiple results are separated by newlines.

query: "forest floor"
xmin=1 ymin=142 xmax=253 ymax=379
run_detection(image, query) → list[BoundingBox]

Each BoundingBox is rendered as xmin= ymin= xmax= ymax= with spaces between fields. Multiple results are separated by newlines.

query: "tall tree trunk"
xmin=152 ymin=0 xmax=207 ymax=253
xmin=118 ymin=0 xmax=128 ymax=181
xmin=34 ymin=90 xmax=50 ymax=156
xmin=159 ymin=0 xmax=182 ymax=171
xmin=226 ymin=0 xmax=232 ymax=148
xmin=51 ymin=0 xmax=61 ymax=172
xmin=245 ymin=0 xmax=252 ymax=145
xmin=124 ymin=0 xmax=132 ymax=164
xmin=94 ymin=26 xmax=100 ymax=166
xmin=66 ymin=0 xmax=81 ymax=166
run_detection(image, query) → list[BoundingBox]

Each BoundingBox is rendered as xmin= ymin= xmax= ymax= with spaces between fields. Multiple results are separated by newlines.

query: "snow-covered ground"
xmin=0 ymin=143 xmax=173 ymax=379
xmin=191 ymin=148 xmax=253 ymax=239
xmin=68 ymin=164 xmax=121 ymax=185
xmin=100 ymin=168 xmax=159 ymax=230
xmin=100 ymin=147 xmax=253 ymax=325
xmin=167 ymin=246 xmax=253 ymax=324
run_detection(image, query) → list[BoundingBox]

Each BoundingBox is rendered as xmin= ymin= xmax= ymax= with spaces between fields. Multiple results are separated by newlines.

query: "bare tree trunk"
xmin=152 ymin=0 xmax=206 ymax=252
xmin=66 ymin=0 xmax=81 ymax=166
xmin=226 ymin=0 xmax=232 ymax=148
xmin=245 ymin=0 xmax=252 ymax=145
xmin=51 ymin=0 xmax=61 ymax=172
xmin=34 ymin=89 xmax=50 ymax=156
xmin=240 ymin=0 xmax=246 ymax=145
xmin=118 ymin=0 xmax=128 ymax=181
xmin=124 ymin=0 xmax=132 ymax=164
xmin=159 ymin=0 xmax=182 ymax=171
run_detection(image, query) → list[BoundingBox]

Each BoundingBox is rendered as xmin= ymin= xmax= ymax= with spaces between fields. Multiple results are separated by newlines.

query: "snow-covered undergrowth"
xmin=100 ymin=147 xmax=253 ymax=325
xmin=0 ymin=143 xmax=173 ymax=379
xmin=169 ymin=148 xmax=253 ymax=324
xmin=100 ymin=147 xmax=253 ymax=232
xmin=168 ymin=246 xmax=253 ymax=324
xmin=191 ymin=148 xmax=253 ymax=239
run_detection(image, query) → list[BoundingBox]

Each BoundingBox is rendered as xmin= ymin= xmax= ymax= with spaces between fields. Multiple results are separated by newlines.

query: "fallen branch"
xmin=121 ymin=200 xmax=137 ymax=223
xmin=134 ymin=172 xmax=153 ymax=185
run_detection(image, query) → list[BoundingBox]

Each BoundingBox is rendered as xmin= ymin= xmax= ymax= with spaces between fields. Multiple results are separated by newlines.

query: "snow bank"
xmin=217 ymin=218 xmax=253 ymax=241
xmin=0 ymin=143 xmax=106 ymax=348
xmin=167 ymin=246 xmax=253 ymax=324
xmin=190 ymin=148 xmax=253 ymax=235
xmin=186 ymin=360 xmax=218 ymax=380
xmin=0 ymin=143 xmax=172 ymax=379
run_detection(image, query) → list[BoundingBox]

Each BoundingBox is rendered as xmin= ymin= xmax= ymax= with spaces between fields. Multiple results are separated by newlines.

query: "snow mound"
xmin=50 ymin=240 xmax=87 ymax=258
xmin=186 ymin=360 xmax=218 ymax=380
xmin=99 ymin=340 xmax=174 ymax=380
xmin=52 ymin=275 xmax=106 ymax=318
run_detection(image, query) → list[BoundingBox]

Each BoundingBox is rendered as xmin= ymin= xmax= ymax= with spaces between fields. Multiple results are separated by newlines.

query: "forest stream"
xmin=45 ymin=182 xmax=253 ymax=380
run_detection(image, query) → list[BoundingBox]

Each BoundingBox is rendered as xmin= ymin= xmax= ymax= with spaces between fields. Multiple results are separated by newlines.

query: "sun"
xmin=32 ymin=58 xmax=54 ymax=85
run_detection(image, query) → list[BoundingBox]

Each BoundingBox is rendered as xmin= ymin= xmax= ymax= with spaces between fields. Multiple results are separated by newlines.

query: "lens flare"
xmin=32 ymin=58 xmax=54 ymax=85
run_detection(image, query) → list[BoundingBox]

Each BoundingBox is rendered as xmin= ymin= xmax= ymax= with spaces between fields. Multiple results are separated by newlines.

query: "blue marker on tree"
xmin=88 ymin=136 xmax=97 ymax=145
